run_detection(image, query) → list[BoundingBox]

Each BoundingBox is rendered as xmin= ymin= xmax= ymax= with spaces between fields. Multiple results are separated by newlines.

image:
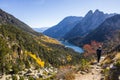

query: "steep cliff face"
xmin=64 ymin=10 xmax=114 ymax=40
xmin=77 ymin=15 xmax=120 ymax=46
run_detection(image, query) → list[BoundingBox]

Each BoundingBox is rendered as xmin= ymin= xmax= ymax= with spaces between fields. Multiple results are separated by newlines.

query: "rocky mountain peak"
xmin=94 ymin=9 xmax=104 ymax=15
xmin=84 ymin=10 xmax=93 ymax=17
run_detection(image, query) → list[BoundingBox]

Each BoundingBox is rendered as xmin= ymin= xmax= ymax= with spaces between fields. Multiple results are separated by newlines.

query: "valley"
xmin=42 ymin=9 xmax=120 ymax=80
xmin=0 ymin=4 xmax=120 ymax=80
xmin=0 ymin=9 xmax=82 ymax=80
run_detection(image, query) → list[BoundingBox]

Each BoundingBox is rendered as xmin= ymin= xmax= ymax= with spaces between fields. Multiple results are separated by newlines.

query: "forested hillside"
xmin=0 ymin=9 xmax=82 ymax=80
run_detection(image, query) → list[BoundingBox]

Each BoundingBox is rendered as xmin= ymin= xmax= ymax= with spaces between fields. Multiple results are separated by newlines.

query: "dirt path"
xmin=0 ymin=74 xmax=11 ymax=80
xmin=75 ymin=57 xmax=105 ymax=80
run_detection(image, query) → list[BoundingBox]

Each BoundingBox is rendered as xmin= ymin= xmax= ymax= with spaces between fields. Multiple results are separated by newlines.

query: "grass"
xmin=64 ymin=71 xmax=75 ymax=80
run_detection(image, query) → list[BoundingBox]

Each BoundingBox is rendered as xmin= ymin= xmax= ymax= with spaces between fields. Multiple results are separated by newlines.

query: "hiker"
xmin=96 ymin=46 xmax=102 ymax=63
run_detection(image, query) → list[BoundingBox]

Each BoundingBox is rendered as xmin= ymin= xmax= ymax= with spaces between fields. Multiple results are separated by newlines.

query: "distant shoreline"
xmin=59 ymin=40 xmax=84 ymax=53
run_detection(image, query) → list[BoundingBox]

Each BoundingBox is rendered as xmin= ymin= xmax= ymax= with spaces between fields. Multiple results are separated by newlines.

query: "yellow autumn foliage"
xmin=40 ymin=35 xmax=60 ymax=44
xmin=67 ymin=55 xmax=72 ymax=62
xmin=25 ymin=51 xmax=44 ymax=67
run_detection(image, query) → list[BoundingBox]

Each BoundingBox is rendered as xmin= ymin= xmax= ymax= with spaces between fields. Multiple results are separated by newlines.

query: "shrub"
xmin=115 ymin=60 xmax=120 ymax=68
xmin=19 ymin=76 xmax=24 ymax=80
xmin=102 ymin=67 xmax=110 ymax=80
xmin=28 ymin=77 xmax=35 ymax=80
xmin=79 ymin=59 xmax=90 ymax=71
xmin=12 ymin=75 xmax=17 ymax=80
xmin=12 ymin=65 xmax=19 ymax=74
xmin=64 ymin=71 xmax=75 ymax=80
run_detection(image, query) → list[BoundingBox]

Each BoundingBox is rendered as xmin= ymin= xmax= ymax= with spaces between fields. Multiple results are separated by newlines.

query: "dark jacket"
xmin=96 ymin=48 xmax=102 ymax=55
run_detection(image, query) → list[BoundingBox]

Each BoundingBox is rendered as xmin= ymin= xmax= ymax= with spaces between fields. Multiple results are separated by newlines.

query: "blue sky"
xmin=0 ymin=0 xmax=120 ymax=28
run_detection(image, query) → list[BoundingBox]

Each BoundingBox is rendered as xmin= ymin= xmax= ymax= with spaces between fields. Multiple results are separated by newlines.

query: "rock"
xmin=76 ymin=71 xmax=80 ymax=74
xmin=110 ymin=64 xmax=116 ymax=69
xmin=119 ymin=75 xmax=120 ymax=80
xmin=100 ymin=78 xmax=104 ymax=80
xmin=59 ymin=78 xmax=64 ymax=80
xmin=80 ymin=71 xmax=86 ymax=75
xmin=91 ymin=72 xmax=94 ymax=75
xmin=102 ymin=64 xmax=108 ymax=69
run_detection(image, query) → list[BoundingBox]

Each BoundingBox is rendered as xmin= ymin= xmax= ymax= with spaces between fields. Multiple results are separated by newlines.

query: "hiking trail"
xmin=75 ymin=56 xmax=105 ymax=80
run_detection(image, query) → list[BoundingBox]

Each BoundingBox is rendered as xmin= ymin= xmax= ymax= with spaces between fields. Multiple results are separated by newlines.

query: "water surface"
xmin=60 ymin=41 xmax=83 ymax=53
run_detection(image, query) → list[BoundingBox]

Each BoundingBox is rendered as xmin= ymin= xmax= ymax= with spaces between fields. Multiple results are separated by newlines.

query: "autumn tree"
xmin=83 ymin=41 xmax=102 ymax=57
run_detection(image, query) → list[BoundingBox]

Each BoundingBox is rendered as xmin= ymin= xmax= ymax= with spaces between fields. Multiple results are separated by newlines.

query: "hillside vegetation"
xmin=0 ymin=24 xmax=82 ymax=68
xmin=0 ymin=9 xmax=84 ymax=79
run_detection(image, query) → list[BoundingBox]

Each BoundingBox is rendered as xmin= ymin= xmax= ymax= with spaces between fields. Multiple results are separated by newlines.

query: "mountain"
xmin=0 ymin=9 xmax=82 ymax=79
xmin=77 ymin=15 xmax=120 ymax=48
xmin=64 ymin=10 xmax=115 ymax=40
xmin=33 ymin=27 xmax=49 ymax=33
xmin=0 ymin=9 xmax=41 ymax=36
xmin=43 ymin=16 xmax=83 ymax=39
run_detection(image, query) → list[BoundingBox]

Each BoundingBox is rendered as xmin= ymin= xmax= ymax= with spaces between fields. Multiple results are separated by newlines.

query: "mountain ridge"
xmin=64 ymin=9 xmax=115 ymax=40
xmin=43 ymin=16 xmax=83 ymax=39
xmin=69 ymin=14 xmax=120 ymax=55
xmin=0 ymin=9 xmax=41 ymax=36
xmin=33 ymin=27 xmax=49 ymax=32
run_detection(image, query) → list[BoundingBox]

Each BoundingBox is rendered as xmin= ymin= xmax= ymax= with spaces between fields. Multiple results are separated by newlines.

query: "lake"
xmin=60 ymin=41 xmax=84 ymax=53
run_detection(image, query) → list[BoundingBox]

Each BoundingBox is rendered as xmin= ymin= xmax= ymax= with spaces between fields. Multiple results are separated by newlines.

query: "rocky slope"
xmin=75 ymin=15 xmax=120 ymax=48
xmin=64 ymin=9 xmax=114 ymax=40
xmin=101 ymin=52 xmax=120 ymax=80
xmin=75 ymin=51 xmax=120 ymax=80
